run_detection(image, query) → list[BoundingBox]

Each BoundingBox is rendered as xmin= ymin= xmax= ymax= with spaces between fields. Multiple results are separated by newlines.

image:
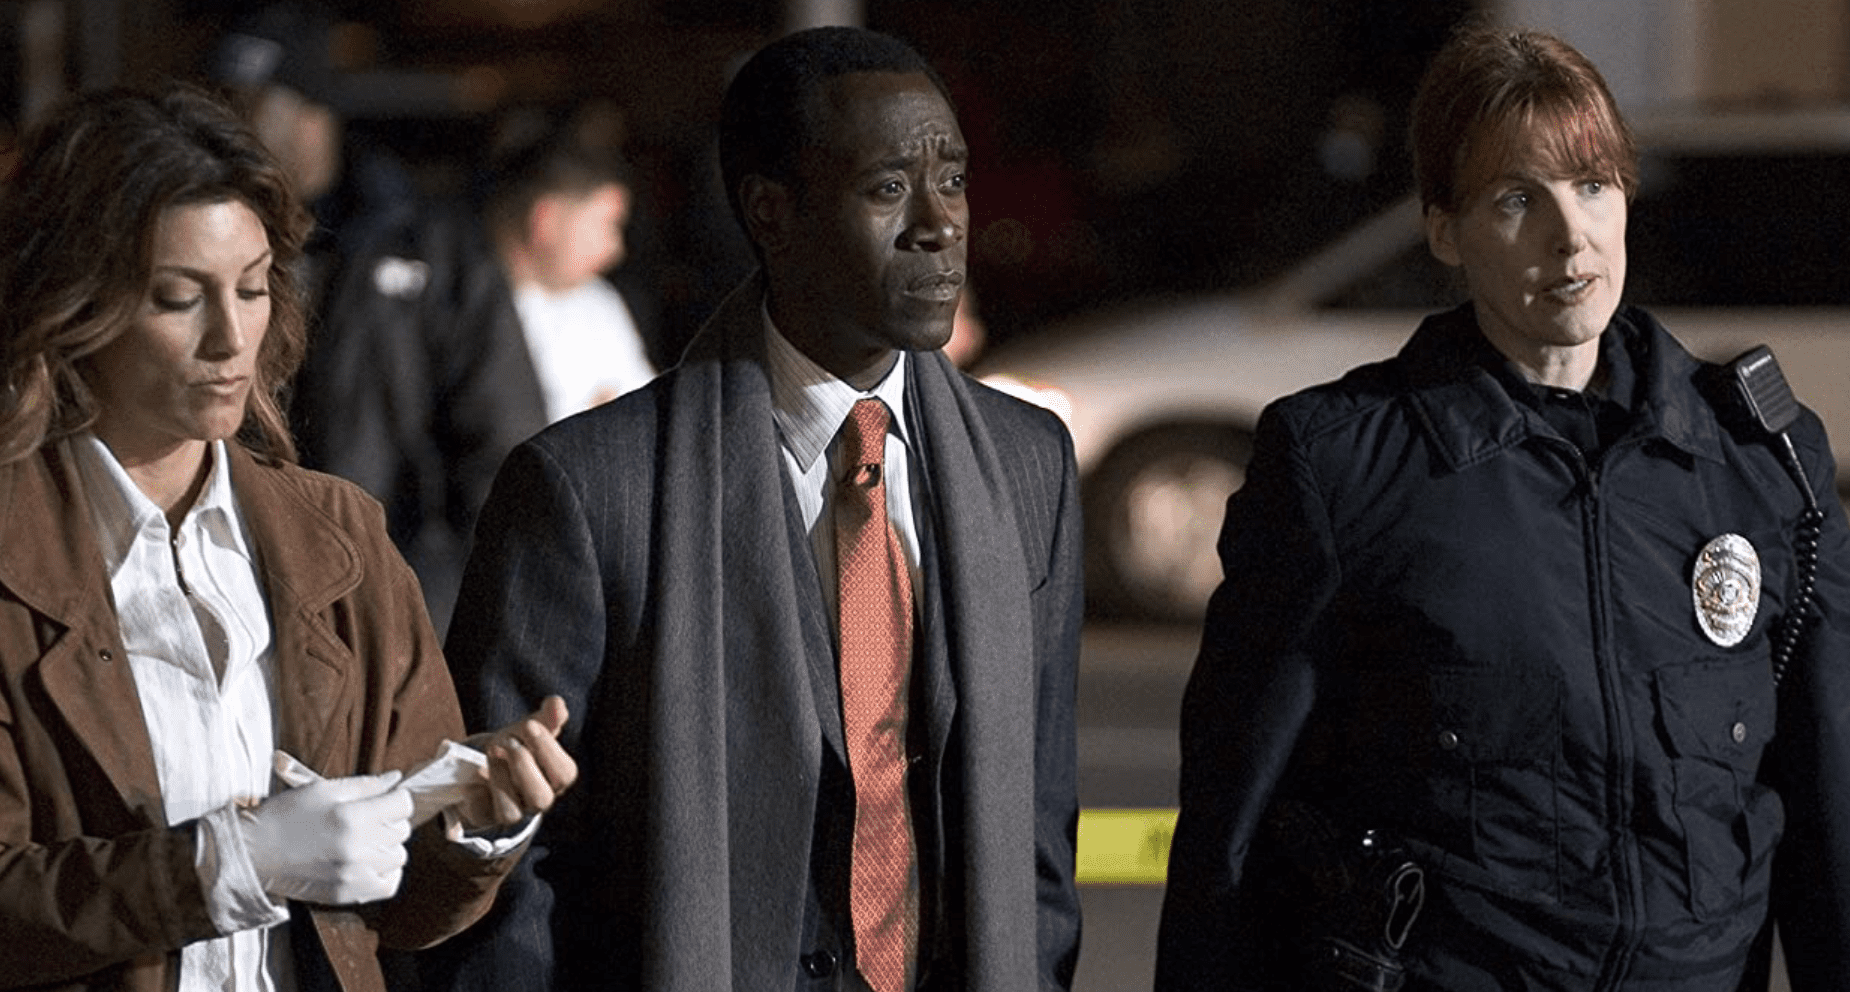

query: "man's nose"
xmin=903 ymin=188 xmax=965 ymax=251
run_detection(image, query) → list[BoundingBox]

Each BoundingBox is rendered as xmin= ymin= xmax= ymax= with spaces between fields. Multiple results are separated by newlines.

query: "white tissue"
xmin=272 ymin=741 xmax=488 ymax=827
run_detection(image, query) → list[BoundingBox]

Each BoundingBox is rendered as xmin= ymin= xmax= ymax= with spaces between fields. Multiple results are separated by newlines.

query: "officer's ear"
xmin=741 ymin=175 xmax=793 ymax=256
xmin=1425 ymin=204 xmax=1462 ymax=268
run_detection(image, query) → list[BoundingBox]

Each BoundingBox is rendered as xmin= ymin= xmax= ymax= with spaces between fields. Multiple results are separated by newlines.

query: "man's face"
xmin=251 ymin=85 xmax=341 ymax=203
xmin=532 ymin=182 xmax=630 ymax=292
xmin=766 ymin=71 xmax=968 ymax=383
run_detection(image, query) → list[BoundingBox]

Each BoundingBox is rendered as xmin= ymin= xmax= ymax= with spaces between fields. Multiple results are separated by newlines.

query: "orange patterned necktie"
xmin=834 ymin=398 xmax=917 ymax=992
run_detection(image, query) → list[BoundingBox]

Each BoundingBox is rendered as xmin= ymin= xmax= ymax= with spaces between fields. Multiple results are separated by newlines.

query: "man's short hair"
xmin=481 ymin=106 xmax=630 ymax=237
xmin=717 ymin=26 xmax=952 ymax=231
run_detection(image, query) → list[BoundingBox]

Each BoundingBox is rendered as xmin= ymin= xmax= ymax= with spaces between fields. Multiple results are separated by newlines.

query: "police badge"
xmin=1692 ymin=534 xmax=1761 ymax=647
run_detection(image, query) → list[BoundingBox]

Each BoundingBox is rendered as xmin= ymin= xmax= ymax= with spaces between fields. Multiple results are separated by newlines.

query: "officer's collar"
xmin=1398 ymin=303 xmax=1723 ymax=472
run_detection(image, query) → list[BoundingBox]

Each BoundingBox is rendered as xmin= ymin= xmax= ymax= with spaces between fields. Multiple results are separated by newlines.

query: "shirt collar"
xmin=1475 ymin=318 xmax=1639 ymax=414
xmin=72 ymin=434 xmax=253 ymax=577
xmin=763 ymin=305 xmax=913 ymax=473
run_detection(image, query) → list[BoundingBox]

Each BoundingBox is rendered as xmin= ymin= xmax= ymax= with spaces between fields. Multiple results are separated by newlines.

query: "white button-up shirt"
xmin=74 ymin=435 xmax=295 ymax=992
xmin=513 ymin=278 xmax=657 ymax=423
xmin=764 ymin=316 xmax=925 ymax=622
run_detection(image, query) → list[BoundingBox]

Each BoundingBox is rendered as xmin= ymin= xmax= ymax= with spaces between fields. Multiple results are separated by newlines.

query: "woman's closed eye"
xmin=154 ymin=294 xmax=201 ymax=312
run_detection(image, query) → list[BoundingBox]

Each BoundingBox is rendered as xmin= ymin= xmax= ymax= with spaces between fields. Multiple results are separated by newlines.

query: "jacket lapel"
xmin=1398 ymin=309 xmax=1539 ymax=473
xmin=223 ymin=445 xmax=366 ymax=774
xmin=1 ymin=443 xmax=370 ymax=820
xmin=2 ymin=442 xmax=166 ymax=824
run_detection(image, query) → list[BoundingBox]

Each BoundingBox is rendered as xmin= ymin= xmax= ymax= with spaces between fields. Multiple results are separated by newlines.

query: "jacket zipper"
xmin=1579 ymin=441 xmax=1649 ymax=990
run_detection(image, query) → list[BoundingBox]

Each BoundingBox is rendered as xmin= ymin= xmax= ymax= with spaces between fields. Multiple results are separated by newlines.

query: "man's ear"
xmin=741 ymin=175 xmax=792 ymax=255
xmin=527 ymin=194 xmax=564 ymax=249
xmin=1425 ymin=204 xmax=1461 ymax=267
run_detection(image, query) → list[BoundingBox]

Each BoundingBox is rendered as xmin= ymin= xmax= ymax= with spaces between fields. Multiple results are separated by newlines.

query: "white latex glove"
xmin=237 ymin=768 xmax=414 ymax=905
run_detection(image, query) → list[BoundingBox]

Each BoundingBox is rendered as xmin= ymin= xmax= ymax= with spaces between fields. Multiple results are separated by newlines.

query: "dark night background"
xmin=75 ymin=0 xmax=1477 ymax=363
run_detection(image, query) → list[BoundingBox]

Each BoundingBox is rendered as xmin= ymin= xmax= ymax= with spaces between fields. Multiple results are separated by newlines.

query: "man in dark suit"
xmin=428 ymin=26 xmax=1083 ymax=992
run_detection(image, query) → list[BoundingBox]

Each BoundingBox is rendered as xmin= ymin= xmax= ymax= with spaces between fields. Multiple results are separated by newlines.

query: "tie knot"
xmin=844 ymin=398 xmax=890 ymax=469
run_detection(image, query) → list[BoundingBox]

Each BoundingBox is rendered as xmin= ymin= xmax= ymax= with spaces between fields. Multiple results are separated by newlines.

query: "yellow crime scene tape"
xmin=1076 ymin=807 xmax=1176 ymax=885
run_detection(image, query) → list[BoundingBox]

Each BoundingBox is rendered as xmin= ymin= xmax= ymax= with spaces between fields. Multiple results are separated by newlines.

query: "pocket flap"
xmin=1655 ymin=659 xmax=1774 ymax=767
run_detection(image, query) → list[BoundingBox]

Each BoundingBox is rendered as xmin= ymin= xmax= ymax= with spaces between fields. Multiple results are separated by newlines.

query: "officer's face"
xmin=1426 ymin=123 xmax=1628 ymax=385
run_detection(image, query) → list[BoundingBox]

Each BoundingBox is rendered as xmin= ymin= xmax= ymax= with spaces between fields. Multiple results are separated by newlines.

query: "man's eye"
xmin=944 ymin=172 xmax=967 ymax=192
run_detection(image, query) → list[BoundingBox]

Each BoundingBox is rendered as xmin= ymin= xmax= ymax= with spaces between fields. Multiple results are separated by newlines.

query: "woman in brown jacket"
xmin=0 ymin=85 xmax=575 ymax=991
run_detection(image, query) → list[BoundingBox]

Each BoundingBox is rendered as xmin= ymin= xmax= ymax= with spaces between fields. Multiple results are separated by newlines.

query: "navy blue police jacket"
xmin=1156 ymin=304 xmax=1850 ymax=991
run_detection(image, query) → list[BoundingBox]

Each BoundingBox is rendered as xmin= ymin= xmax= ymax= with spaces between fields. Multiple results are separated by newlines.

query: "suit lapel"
xmin=781 ymin=469 xmax=845 ymax=761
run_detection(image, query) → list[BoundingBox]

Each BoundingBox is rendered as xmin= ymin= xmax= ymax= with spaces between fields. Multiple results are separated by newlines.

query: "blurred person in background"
xmin=488 ymin=105 xmax=657 ymax=422
xmin=1157 ymin=25 xmax=1850 ymax=992
xmin=288 ymin=102 xmax=641 ymax=637
xmin=427 ymin=25 xmax=1082 ymax=992
xmin=207 ymin=0 xmax=420 ymax=313
xmin=0 ymin=84 xmax=575 ymax=992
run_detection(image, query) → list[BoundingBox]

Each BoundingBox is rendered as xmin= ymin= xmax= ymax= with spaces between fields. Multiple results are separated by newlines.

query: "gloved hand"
xmin=237 ymin=770 xmax=414 ymax=905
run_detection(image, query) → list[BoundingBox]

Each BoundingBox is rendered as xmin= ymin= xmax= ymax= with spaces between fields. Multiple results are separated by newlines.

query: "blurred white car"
xmin=976 ymin=107 xmax=1850 ymax=620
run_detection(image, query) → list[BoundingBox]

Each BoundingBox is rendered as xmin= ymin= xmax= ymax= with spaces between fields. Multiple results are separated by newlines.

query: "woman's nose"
xmin=1554 ymin=208 xmax=1589 ymax=255
xmin=202 ymin=295 xmax=248 ymax=357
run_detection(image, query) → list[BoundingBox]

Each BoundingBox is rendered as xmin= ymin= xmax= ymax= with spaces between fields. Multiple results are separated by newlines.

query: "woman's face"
xmin=88 ymin=198 xmax=273 ymax=464
xmin=1426 ymin=124 xmax=1626 ymax=383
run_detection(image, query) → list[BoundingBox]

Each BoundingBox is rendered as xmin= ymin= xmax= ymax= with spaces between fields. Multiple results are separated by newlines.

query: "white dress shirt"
xmin=764 ymin=314 xmax=925 ymax=624
xmin=74 ymin=434 xmax=295 ymax=992
xmin=513 ymin=276 xmax=657 ymax=424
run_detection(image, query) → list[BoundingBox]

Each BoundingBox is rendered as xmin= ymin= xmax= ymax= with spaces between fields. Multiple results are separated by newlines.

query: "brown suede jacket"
xmin=0 ymin=438 xmax=519 ymax=991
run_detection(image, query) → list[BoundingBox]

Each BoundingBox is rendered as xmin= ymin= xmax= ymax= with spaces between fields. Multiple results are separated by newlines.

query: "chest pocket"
xmin=1425 ymin=668 xmax=1562 ymax=901
xmin=1655 ymin=658 xmax=1782 ymax=920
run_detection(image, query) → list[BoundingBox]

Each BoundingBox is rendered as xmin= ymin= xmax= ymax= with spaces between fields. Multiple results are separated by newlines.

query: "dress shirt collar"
xmin=764 ymin=303 xmax=913 ymax=473
xmin=72 ymin=433 xmax=253 ymax=576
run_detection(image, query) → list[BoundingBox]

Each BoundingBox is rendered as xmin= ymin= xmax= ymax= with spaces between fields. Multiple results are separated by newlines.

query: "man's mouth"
xmin=907 ymin=270 xmax=964 ymax=301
